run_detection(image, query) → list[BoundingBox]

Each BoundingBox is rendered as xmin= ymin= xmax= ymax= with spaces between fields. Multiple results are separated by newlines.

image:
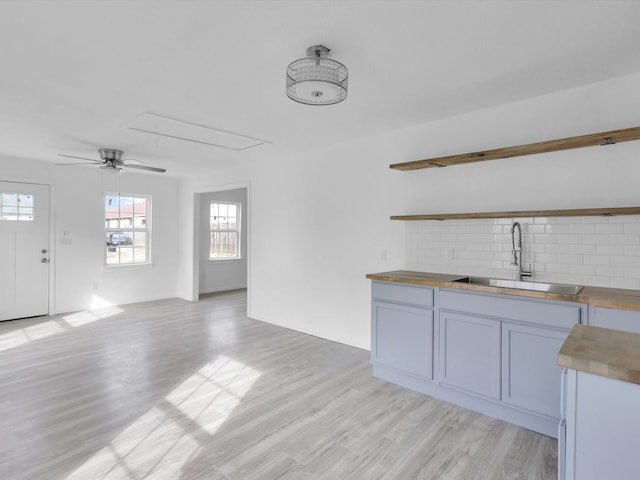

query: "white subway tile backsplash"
xmin=570 ymin=244 xmax=596 ymax=255
xmin=596 ymin=265 xmax=626 ymax=277
xmin=612 ymin=215 xmax=638 ymax=224
xmin=583 ymin=255 xmax=610 ymax=265
xmin=558 ymin=254 xmax=583 ymax=264
xmin=596 ymin=224 xmax=625 ymax=234
xmin=610 ymin=234 xmax=640 ymax=245
xmin=558 ymin=234 xmax=583 ymax=244
xmin=546 ymin=244 xmax=571 ymax=254
xmin=582 ymin=234 xmax=610 ymax=245
xmin=570 ymin=224 xmax=596 ymax=234
xmin=582 ymin=216 xmax=612 ymax=224
xmin=406 ymin=215 xmax=640 ymax=290
xmin=582 ymin=276 xmax=610 ymax=287
xmin=570 ymin=264 xmax=595 ymax=275
xmin=611 ymin=256 xmax=640 ymax=267
xmin=534 ymin=234 xmax=558 ymax=244
xmin=545 ymin=224 xmax=571 ymax=234
xmin=527 ymin=225 xmax=546 ymax=234
xmin=534 ymin=217 xmax=558 ymax=224
xmin=611 ymin=277 xmax=640 ymax=289
xmin=558 ymin=216 xmax=585 ymax=224
xmin=625 ymin=246 xmax=640 ymax=256
xmin=596 ymin=245 xmax=625 ymax=255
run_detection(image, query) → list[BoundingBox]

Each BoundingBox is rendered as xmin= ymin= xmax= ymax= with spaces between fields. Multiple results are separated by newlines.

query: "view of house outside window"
xmin=210 ymin=202 xmax=240 ymax=259
xmin=104 ymin=193 xmax=150 ymax=265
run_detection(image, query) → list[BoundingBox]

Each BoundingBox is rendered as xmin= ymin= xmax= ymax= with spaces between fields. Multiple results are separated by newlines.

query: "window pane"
xmin=134 ymin=232 xmax=147 ymax=262
xmin=18 ymin=194 xmax=33 ymax=207
xmin=105 ymin=195 xmax=120 ymax=228
xmin=106 ymin=244 xmax=120 ymax=264
xmin=2 ymin=206 xmax=18 ymax=220
xmin=119 ymin=246 xmax=134 ymax=264
xmin=2 ymin=193 xmax=18 ymax=206
xmin=228 ymin=204 xmax=237 ymax=218
xmin=134 ymin=198 xmax=147 ymax=226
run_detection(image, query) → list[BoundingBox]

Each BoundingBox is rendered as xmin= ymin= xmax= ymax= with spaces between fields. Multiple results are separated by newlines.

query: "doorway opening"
xmin=195 ymin=187 xmax=248 ymax=299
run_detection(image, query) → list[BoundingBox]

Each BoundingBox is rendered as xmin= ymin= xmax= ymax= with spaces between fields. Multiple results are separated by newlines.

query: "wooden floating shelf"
xmin=391 ymin=207 xmax=640 ymax=221
xmin=390 ymin=126 xmax=640 ymax=171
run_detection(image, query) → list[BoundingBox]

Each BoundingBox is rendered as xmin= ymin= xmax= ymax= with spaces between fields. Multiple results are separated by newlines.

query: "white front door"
xmin=0 ymin=181 xmax=50 ymax=321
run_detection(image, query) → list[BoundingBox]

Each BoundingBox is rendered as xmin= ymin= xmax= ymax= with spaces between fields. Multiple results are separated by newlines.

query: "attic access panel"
xmin=126 ymin=113 xmax=271 ymax=151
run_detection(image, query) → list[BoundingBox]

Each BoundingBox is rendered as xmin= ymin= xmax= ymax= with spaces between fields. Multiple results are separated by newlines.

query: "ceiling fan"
xmin=57 ymin=148 xmax=166 ymax=173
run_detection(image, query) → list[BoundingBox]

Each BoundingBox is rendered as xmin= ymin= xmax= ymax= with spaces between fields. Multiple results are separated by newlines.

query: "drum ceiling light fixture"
xmin=286 ymin=45 xmax=348 ymax=106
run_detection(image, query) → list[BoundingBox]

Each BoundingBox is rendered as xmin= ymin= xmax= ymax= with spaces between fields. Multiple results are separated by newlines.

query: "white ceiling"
xmin=2 ymin=0 xmax=640 ymax=177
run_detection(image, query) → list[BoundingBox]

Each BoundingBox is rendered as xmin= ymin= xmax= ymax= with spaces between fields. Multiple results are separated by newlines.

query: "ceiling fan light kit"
xmin=286 ymin=45 xmax=348 ymax=105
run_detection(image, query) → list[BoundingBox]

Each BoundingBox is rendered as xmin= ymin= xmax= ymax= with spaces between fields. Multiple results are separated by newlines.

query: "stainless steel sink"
xmin=453 ymin=276 xmax=583 ymax=295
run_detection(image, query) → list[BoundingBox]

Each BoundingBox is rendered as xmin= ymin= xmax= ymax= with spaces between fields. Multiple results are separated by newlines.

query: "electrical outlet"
xmin=444 ymin=247 xmax=454 ymax=260
xmin=380 ymin=249 xmax=387 ymax=261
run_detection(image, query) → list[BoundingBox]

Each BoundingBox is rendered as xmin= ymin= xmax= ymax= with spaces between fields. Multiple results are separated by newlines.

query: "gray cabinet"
xmin=371 ymin=281 xmax=434 ymax=381
xmin=590 ymin=306 xmax=640 ymax=334
xmin=502 ymin=322 xmax=568 ymax=419
xmin=439 ymin=311 xmax=501 ymax=399
xmin=372 ymin=302 xmax=433 ymax=379
xmin=562 ymin=368 xmax=640 ymax=480
xmin=439 ymin=288 xmax=584 ymax=426
xmin=370 ymin=281 xmax=586 ymax=437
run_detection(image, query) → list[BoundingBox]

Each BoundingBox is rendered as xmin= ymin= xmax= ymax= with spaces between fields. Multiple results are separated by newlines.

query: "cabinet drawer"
xmin=441 ymin=289 xmax=582 ymax=329
xmin=591 ymin=307 xmax=640 ymax=334
xmin=372 ymin=281 xmax=434 ymax=308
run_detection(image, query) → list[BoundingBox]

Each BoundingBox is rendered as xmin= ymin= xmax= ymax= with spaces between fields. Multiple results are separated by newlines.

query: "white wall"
xmin=180 ymin=70 xmax=640 ymax=350
xmin=181 ymin=140 xmax=406 ymax=349
xmin=198 ymin=188 xmax=248 ymax=294
xmin=1 ymin=157 xmax=180 ymax=313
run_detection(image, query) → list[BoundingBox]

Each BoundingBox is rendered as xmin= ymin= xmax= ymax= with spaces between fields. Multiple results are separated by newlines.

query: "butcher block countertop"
xmin=558 ymin=324 xmax=640 ymax=385
xmin=366 ymin=270 xmax=640 ymax=311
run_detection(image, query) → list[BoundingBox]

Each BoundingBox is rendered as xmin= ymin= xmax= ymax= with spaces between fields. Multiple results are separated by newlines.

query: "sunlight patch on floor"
xmin=0 ymin=319 xmax=66 ymax=351
xmin=166 ymin=355 xmax=262 ymax=433
xmin=0 ymin=304 xmax=123 ymax=352
xmin=66 ymin=405 xmax=201 ymax=480
xmin=65 ymin=355 xmax=261 ymax=479
xmin=62 ymin=305 xmax=122 ymax=327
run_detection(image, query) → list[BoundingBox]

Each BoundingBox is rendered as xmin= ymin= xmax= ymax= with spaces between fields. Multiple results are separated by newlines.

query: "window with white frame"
xmin=210 ymin=202 xmax=240 ymax=259
xmin=0 ymin=192 xmax=34 ymax=221
xmin=104 ymin=193 xmax=150 ymax=265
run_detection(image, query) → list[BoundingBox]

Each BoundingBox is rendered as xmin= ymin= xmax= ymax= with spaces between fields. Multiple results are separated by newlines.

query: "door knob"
xmin=41 ymin=258 xmax=48 ymax=263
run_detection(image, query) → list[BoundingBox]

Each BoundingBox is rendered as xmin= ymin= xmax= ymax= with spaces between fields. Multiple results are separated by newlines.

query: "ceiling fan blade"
xmin=124 ymin=163 xmax=166 ymax=173
xmin=122 ymin=158 xmax=144 ymax=164
xmin=58 ymin=153 xmax=102 ymax=163
xmin=56 ymin=162 xmax=101 ymax=166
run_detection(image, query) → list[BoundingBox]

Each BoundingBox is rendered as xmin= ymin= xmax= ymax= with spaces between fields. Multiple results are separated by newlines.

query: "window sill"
xmin=104 ymin=262 xmax=153 ymax=270
xmin=208 ymin=257 xmax=243 ymax=262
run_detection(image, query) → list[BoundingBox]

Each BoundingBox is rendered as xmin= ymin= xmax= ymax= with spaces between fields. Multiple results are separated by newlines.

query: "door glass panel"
xmin=1 ymin=192 xmax=34 ymax=221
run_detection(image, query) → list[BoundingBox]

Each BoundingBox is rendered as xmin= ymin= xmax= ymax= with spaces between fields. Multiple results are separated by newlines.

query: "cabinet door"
xmin=439 ymin=311 xmax=501 ymax=399
xmin=372 ymin=302 xmax=433 ymax=379
xmin=502 ymin=323 xmax=568 ymax=419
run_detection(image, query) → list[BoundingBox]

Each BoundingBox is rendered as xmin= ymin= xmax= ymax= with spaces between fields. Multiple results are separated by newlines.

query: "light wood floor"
xmin=0 ymin=290 xmax=557 ymax=480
